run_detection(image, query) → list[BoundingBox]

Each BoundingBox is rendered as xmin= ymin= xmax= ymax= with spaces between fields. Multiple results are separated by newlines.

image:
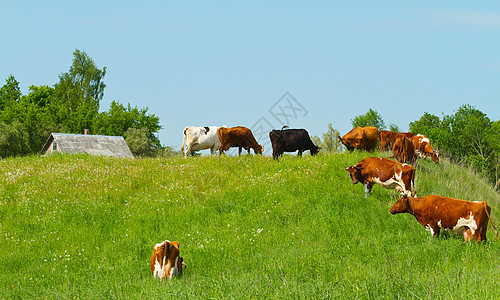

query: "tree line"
xmin=313 ymin=107 xmax=499 ymax=191
xmin=0 ymin=49 xmax=175 ymax=158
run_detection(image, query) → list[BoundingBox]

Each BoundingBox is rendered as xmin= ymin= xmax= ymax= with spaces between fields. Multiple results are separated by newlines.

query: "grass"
xmin=1 ymin=152 xmax=499 ymax=299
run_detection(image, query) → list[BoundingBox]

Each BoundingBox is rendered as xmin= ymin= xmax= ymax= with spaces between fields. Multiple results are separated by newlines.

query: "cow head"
xmin=338 ymin=136 xmax=354 ymax=152
xmin=255 ymin=145 xmax=264 ymax=154
xmin=311 ymin=145 xmax=321 ymax=156
xmin=150 ymin=240 xmax=185 ymax=279
xmin=390 ymin=195 xmax=413 ymax=215
xmin=345 ymin=164 xmax=363 ymax=184
xmin=423 ymin=143 xmax=439 ymax=163
xmin=430 ymin=150 xmax=439 ymax=163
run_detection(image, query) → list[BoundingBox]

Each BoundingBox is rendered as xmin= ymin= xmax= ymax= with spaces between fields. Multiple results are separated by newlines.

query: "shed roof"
xmin=41 ymin=133 xmax=134 ymax=158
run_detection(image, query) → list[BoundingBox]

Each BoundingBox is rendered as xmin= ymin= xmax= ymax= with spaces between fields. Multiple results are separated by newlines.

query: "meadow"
xmin=1 ymin=152 xmax=499 ymax=299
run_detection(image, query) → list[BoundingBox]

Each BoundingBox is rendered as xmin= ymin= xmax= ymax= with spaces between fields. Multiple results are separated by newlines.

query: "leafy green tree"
xmin=351 ymin=108 xmax=385 ymax=130
xmin=93 ymin=101 xmax=162 ymax=148
xmin=0 ymin=75 xmax=21 ymax=111
xmin=124 ymin=127 xmax=154 ymax=157
xmin=321 ymin=123 xmax=342 ymax=153
xmin=388 ymin=123 xmax=401 ymax=132
xmin=410 ymin=105 xmax=499 ymax=189
xmin=51 ymin=49 xmax=106 ymax=133
xmin=0 ymin=121 xmax=29 ymax=158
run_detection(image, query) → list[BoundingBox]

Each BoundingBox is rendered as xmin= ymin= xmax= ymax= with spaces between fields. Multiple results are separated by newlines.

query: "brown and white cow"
xmin=379 ymin=130 xmax=415 ymax=152
xmin=150 ymin=240 xmax=186 ymax=279
xmin=217 ymin=126 xmax=263 ymax=155
xmin=338 ymin=126 xmax=379 ymax=152
xmin=345 ymin=157 xmax=416 ymax=198
xmin=392 ymin=136 xmax=416 ymax=164
xmin=390 ymin=195 xmax=498 ymax=242
xmin=412 ymin=134 xmax=439 ymax=163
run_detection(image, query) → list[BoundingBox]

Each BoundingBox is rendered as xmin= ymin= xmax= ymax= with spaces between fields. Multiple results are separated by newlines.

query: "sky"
xmin=2 ymin=1 xmax=499 ymax=154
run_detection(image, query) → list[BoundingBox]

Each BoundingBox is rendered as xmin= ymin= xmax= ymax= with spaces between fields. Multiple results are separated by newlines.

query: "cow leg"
xmin=425 ymin=222 xmax=440 ymax=237
xmin=298 ymin=150 xmax=303 ymax=157
xmin=210 ymin=147 xmax=216 ymax=155
xmin=184 ymin=146 xmax=191 ymax=158
xmin=364 ymin=182 xmax=374 ymax=198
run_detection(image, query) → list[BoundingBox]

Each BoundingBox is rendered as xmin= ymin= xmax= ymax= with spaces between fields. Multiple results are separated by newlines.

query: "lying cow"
xmin=390 ymin=195 xmax=498 ymax=242
xmin=379 ymin=130 xmax=415 ymax=152
xmin=412 ymin=134 xmax=439 ymax=163
xmin=150 ymin=240 xmax=186 ymax=279
xmin=217 ymin=126 xmax=263 ymax=155
xmin=338 ymin=126 xmax=379 ymax=152
xmin=181 ymin=126 xmax=226 ymax=157
xmin=345 ymin=157 xmax=415 ymax=198
xmin=269 ymin=127 xmax=320 ymax=159
xmin=392 ymin=136 xmax=416 ymax=164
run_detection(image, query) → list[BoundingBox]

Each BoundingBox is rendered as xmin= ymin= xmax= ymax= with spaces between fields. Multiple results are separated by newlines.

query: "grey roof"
xmin=41 ymin=133 xmax=134 ymax=158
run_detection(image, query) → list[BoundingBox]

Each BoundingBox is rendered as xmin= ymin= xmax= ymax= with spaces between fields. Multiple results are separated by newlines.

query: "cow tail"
xmin=484 ymin=202 xmax=498 ymax=241
xmin=181 ymin=128 xmax=187 ymax=151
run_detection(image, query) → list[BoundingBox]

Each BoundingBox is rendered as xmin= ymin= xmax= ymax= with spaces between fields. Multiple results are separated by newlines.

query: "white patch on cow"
xmin=442 ymin=212 xmax=477 ymax=236
xmin=364 ymin=183 xmax=370 ymax=197
xmin=402 ymin=163 xmax=407 ymax=167
xmin=154 ymin=240 xmax=170 ymax=250
xmin=373 ymin=171 xmax=403 ymax=190
xmin=418 ymin=134 xmax=430 ymax=144
xmin=169 ymin=256 xmax=180 ymax=278
xmin=153 ymin=258 xmax=166 ymax=279
xmin=425 ymin=224 xmax=435 ymax=235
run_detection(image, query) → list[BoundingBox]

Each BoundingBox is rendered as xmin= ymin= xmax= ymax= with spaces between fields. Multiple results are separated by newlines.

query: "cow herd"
xmin=151 ymin=125 xmax=498 ymax=280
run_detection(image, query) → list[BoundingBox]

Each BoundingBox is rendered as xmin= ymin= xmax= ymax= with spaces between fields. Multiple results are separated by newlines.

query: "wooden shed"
xmin=41 ymin=133 xmax=134 ymax=158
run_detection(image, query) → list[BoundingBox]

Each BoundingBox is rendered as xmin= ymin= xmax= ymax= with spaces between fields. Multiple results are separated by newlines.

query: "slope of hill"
xmin=1 ymin=153 xmax=499 ymax=298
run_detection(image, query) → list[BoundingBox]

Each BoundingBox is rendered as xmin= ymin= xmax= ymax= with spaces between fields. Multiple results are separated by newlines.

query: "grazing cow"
xmin=392 ymin=136 xmax=416 ymax=164
xmin=390 ymin=195 xmax=498 ymax=242
xmin=345 ymin=157 xmax=415 ymax=198
xmin=217 ymin=126 xmax=263 ymax=155
xmin=338 ymin=127 xmax=379 ymax=152
xmin=412 ymin=134 xmax=439 ymax=163
xmin=379 ymin=130 xmax=415 ymax=152
xmin=181 ymin=126 xmax=226 ymax=157
xmin=150 ymin=240 xmax=186 ymax=279
xmin=269 ymin=127 xmax=320 ymax=159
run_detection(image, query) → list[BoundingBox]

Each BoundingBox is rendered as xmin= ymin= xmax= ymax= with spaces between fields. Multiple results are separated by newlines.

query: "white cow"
xmin=181 ymin=126 xmax=226 ymax=157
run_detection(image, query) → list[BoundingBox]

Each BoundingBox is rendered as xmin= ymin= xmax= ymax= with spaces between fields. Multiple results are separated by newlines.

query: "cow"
xmin=345 ymin=157 xmax=416 ymax=198
xmin=379 ymin=130 xmax=415 ymax=152
xmin=412 ymin=134 xmax=439 ymax=163
xmin=390 ymin=195 xmax=498 ymax=243
xmin=150 ymin=240 xmax=186 ymax=279
xmin=392 ymin=136 xmax=416 ymax=164
xmin=217 ymin=126 xmax=263 ymax=155
xmin=338 ymin=126 xmax=379 ymax=152
xmin=181 ymin=126 xmax=226 ymax=158
xmin=269 ymin=127 xmax=320 ymax=159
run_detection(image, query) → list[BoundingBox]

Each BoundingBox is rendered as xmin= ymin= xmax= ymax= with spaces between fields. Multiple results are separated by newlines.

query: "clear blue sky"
xmin=2 ymin=1 xmax=499 ymax=151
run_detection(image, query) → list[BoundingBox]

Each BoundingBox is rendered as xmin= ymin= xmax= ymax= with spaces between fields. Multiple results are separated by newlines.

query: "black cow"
xmin=269 ymin=127 xmax=320 ymax=160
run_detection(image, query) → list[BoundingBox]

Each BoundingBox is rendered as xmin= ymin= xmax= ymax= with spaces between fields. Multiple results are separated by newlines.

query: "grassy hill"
xmin=1 ymin=152 xmax=499 ymax=298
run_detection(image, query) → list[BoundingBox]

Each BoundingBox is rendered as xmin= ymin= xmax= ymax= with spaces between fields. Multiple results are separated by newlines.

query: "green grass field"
xmin=1 ymin=152 xmax=499 ymax=299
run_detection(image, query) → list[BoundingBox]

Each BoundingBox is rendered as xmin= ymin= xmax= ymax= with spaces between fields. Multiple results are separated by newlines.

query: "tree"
xmin=124 ymin=127 xmax=154 ymax=157
xmin=321 ymin=123 xmax=342 ymax=153
xmin=410 ymin=105 xmax=499 ymax=189
xmin=0 ymin=75 xmax=21 ymax=111
xmin=93 ymin=101 xmax=162 ymax=148
xmin=0 ymin=121 xmax=29 ymax=158
xmin=388 ymin=123 xmax=401 ymax=132
xmin=51 ymin=49 xmax=106 ymax=133
xmin=351 ymin=108 xmax=385 ymax=129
